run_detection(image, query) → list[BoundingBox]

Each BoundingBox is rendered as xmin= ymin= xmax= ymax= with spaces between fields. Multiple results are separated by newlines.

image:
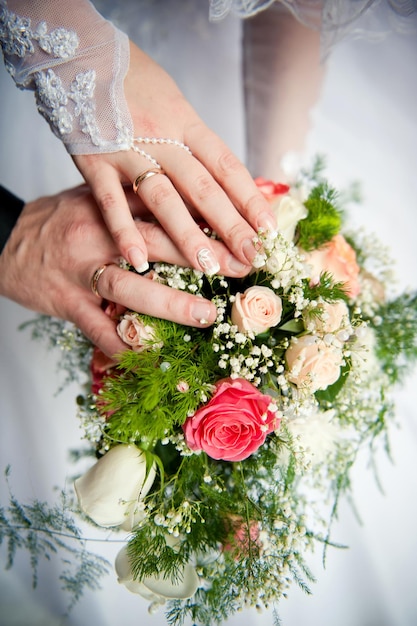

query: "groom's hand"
xmin=0 ymin=184 xmax=249 ymax=357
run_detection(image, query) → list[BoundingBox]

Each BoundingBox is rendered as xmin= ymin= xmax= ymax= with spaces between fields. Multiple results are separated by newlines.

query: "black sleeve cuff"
xmin=0 ymin=185 xmax=25 ymax=253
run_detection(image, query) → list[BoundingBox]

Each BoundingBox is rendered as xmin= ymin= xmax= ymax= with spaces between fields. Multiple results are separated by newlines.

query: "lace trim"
xmin=0 ymin=4 xmax=79 ymax=59
xmin=34 ymin=67 xmax=102 ymax=143
xmin=0 ymin=1 xmax=133 ymax=154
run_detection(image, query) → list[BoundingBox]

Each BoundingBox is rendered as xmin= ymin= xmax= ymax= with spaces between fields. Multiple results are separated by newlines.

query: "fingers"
xmin=94 ymin=264 xmax=217 ymax=328
xmin=163 ymin=154 xmax=261 ymax=265
xmin=72 ymin=298 xmax=127 ymax=358
xmin=137 ymin=220 xmax=250 ymax=277
xmin=73 ymin=155 xmax=150 ymax=273
xmin=125 ymin=135 xmax=276 ymax=271
xmin=184 ymin=123 xmax=277 ymax=233
xmin=129 ymin=166 xmax=226 ymax=275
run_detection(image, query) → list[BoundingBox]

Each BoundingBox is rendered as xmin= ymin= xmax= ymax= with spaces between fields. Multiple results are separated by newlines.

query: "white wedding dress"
xmin=0 ymin=2 xmax=417 ymax=625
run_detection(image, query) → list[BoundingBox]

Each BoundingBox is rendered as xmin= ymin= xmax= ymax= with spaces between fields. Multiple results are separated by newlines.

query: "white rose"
xmin=115 ymin=545 xmax=199 ymax=602
xmin=231 ymin=286 xmax=282 ymax=335
xmin=271 ymin=192 xmax=308 ymax=242
xmin=74 ymin=444 xmax=156 ymax=528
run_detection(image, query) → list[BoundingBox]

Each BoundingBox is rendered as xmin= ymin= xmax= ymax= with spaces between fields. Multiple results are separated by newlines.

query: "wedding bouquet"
xmin=34 ymin=163 xmax=417 ymax=624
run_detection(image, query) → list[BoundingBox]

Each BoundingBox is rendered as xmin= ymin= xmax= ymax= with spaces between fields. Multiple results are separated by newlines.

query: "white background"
xmin=0 ymin=3 xmax=416 ymax=625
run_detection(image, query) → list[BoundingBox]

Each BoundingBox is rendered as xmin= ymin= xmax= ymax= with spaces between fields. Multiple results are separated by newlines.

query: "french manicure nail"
xmin=197 ymin=248 xmax=220 ymax=276
xmin=228 ymin=255 xmax=250 ymax=274
xmin=258 ymin=211 xmax=277 ymax=234
xmin=128 ymin=247 xmax=149 ymax=274
xmin=191 ymin=301 xmax=212 ymax=325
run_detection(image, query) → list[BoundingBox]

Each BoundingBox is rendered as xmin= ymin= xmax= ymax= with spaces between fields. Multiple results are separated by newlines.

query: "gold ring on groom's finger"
xmin=133 ymin=168 xmax=165 ymax=195
xmin=90 ymin=263 xmax=114 ymax=297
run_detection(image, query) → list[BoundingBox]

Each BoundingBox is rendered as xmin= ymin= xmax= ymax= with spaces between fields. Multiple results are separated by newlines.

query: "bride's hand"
xmin=73 ymin=41 xmax=276 ymax=275
xmin=0 ymin=185 xmax=250 ymax=357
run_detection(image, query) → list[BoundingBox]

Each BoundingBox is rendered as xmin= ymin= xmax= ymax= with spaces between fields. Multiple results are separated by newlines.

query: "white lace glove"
xmin=0 ymin=0 xmax=133 ymax=154
xmin=0 ymin=0 xmax=277 ymax=278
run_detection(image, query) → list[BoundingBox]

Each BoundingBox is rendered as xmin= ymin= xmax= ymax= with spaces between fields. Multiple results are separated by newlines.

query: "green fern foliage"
xmin=0 ymin=467 xmax=110 ymax=612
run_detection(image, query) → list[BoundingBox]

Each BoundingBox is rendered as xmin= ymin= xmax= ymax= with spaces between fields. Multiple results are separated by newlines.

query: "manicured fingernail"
xmin=228 ymin=255 xmax=250 ymax=274
xmin=258 ymin=211 xmax=277 ymax=234
xmin=128 ymin=247 xmax=149 ymax=274
xmin=191 ymin=301 xmax=212 ymax=325
xmin=197 ymin=248 xmax=220 ymax=276
xmin=242 ymin=238 xmax=256 ymax=264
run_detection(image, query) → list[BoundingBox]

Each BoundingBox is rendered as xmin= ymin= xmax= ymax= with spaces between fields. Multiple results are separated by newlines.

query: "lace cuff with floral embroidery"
xmin=0 ymin=0 xmax=133 ymax=154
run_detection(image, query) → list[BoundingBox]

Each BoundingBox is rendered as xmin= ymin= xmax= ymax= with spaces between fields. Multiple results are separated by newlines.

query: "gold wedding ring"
xmin=90 ymin=263 xmax=114 ymax=297
xmin=132 ymin=168 xmax=165 ymax=195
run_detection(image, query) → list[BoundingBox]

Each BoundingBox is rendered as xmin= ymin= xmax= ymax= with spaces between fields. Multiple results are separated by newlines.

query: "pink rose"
xmin=285 ymin=335 xmax=343 ymax=392
xmin=117 ymin=313 xmax=161 ymax=352
xmin=304 ymin=234 xmax=361 ymax=298
xmin=231 ymin=286 xmax=283 ymax=335
xmin=254 ymin=177 xmax=290 ymax=201
xmin=183 ymin=378 xmax=279 ymax=462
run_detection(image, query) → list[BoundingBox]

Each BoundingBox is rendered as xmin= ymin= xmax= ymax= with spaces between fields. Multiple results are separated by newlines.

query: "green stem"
xmin=4 ymin=524 xmax=126 ymax=543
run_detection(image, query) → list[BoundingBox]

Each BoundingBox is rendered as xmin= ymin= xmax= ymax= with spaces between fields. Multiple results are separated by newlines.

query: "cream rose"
xmin=305 ymin=300 xmax=350 ymax=335
xmin=115 ymin=545 xmax=199 ymax=603
xmin=285 ymin=335 xmax=343 ymax=392
xmin=272 ymin=193 xmax=308 ymax=242
xmin=231 ymin=286 xmax=282 ymax=335
xmin=117 ymin=313 xmax=161 ymax=352
xmin=74 ymin=444 xmax=156 ymax=528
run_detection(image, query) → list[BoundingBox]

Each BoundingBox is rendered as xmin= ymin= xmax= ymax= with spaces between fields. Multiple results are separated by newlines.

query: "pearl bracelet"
xmin=133 ymin=136 xmax=192 ymax=155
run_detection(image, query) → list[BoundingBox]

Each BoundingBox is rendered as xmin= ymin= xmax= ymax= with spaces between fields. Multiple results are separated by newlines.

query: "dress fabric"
xmin=209 ymin=0 xmax=417 ymax=56
xmin=0 ymin=2 xmax=417 ymax=626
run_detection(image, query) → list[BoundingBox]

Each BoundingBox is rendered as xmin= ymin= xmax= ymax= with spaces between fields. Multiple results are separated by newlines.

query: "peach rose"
xmin=305 ymin=300 xmax=350 ymax=335
xmin=360 ymin=270 xmax=386 ymax=304
xmin=285 ymin=335 xmax=343 ymax=392
xmin=231 ymin=286 xmax=282 ymax=335
xmin=117 ymin=313 xmax=161 ymax=352
xmin=304 ymin=234 xmax=361 ymax=298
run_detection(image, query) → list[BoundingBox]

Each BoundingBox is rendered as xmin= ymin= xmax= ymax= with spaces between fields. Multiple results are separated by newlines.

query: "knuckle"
xmin=165 ymin=290 xmax=188 ymax=321
xmin=243 ymin=191 xmax=267 ymax=217
xmin=216 ymin=149 xmax=242 ymax=176
xmin=191 ymin=174 xmax=218 ymax=202
xmin=105 ymin=268 xmax=131 ymax=301
xmin=84 ymin=323 xmax=105 ymax=349
xmin=223 ymin=221 xmax=246 ymax=242
xmin=148 ymin=181 xmax=172 ymax=208
xmin=96 ymin=191 xmax=118 ymax=215
xmin=110 ymin=226 xmax=131 ymax=247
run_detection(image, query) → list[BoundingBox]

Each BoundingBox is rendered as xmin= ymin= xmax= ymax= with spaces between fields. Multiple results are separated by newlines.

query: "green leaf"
xmin=279 ymin=319 xmax=305 ymax=333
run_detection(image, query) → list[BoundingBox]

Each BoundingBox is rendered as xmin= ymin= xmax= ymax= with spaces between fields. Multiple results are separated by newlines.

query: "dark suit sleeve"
xmin=0 ymin=186 xmax=25 ymax=253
